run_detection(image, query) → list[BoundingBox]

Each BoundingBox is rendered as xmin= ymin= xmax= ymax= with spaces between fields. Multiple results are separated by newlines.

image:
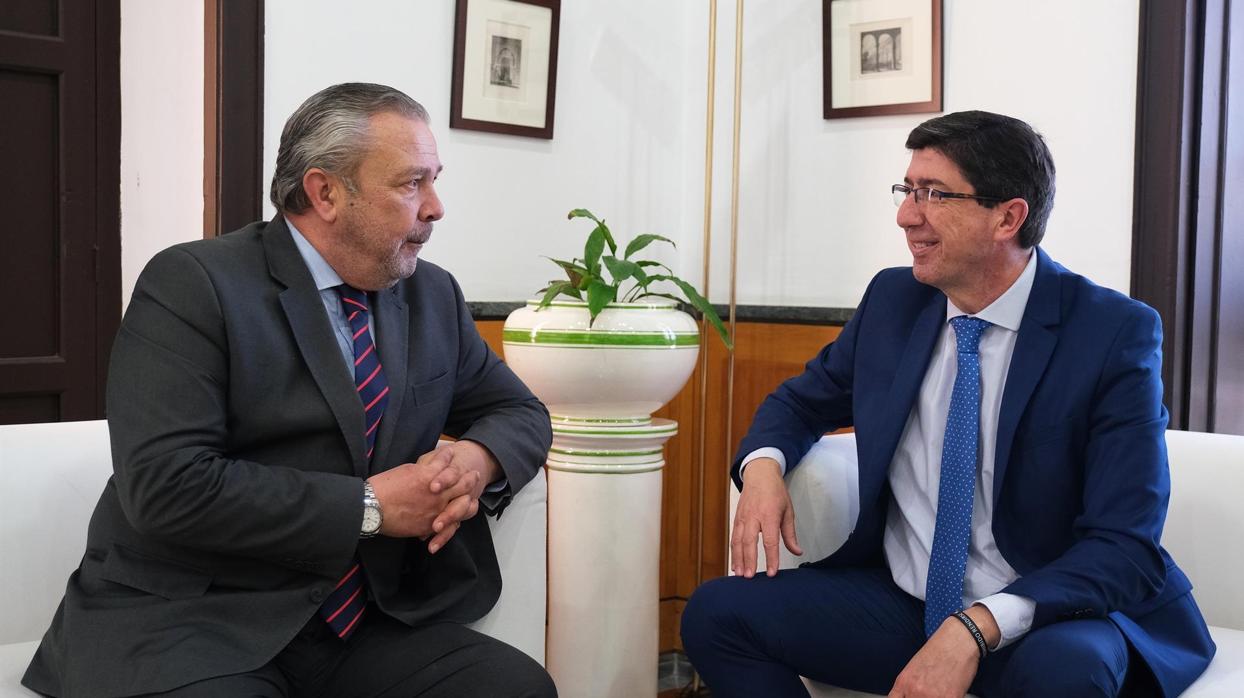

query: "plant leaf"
xmin=585 ymin=279 xmax=616 ymax=325
xmin=602 ymin=256 xmax=643 ymax=285
xmin=646 ymin=274 xmax=732 ymax=350
xmin=544 ymin=256 xmax=587 ymax=287
xmin=624 ymin=233 xmax=676 ymax=259
xmin=567 ymin=208 xmax=602 ymax=224
xmin=537 ymin=281 xmax=578 ymax=309
xmin=600 ymin=222 xmax=618 ymax=255
xmin=569 ymin=208 xmax=617 ymax=255
xmin=636 ymin=260 xmax=674 ymax=276
xmin=584 ymin=226 xmax=606 ymax=276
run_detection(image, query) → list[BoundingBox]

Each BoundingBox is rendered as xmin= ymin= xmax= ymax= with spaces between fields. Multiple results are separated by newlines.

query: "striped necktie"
xmin=318 ymin=284 xmax=390 ymax=640
xmin=923 ymin=316 xmax=991 ymax=637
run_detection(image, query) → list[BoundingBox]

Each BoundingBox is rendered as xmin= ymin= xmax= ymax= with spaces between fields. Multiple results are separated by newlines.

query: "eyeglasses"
xmin=892 ymin=184 xmax=1006 ymax=207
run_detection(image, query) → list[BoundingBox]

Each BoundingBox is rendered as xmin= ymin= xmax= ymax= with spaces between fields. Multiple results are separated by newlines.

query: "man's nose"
xmin=896 ymin=193 xmax=923 ymax=229
xmin=422 ymin=186 xmax=445 ymax=222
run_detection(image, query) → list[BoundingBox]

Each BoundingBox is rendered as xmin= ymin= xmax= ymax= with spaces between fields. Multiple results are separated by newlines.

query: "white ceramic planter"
xmin=502 ymin=299 xmax=701 ymax=423
xmin=504 ymin=297 xmax=699 ymax=696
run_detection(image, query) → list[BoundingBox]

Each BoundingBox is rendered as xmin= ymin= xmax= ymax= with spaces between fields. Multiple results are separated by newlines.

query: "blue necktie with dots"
xmin=923 ymin=315 xmax=991 ymax=637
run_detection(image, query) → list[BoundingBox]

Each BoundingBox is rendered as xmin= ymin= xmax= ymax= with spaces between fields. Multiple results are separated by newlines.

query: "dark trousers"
xmin=139 ymin=606 xmax=556 ymax=698
xmin=681 ymin=567 xmax=1146 ymax=698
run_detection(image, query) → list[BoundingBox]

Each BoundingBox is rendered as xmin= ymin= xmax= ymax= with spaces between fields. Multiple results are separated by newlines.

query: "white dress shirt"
xmin=744 ymin=251 xmax=1039 ymax=648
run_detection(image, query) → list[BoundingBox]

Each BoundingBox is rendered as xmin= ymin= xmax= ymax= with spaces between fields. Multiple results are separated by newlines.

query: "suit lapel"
xmin=865 ymin=293 xmax=946 ymax=483
xmin=265 ymin=221 xmax=368 ymax=475
xmin=992 ymin=248 xmax=1062 ymax=503
xmin=370 ymin=285 xmax=409 ymax=473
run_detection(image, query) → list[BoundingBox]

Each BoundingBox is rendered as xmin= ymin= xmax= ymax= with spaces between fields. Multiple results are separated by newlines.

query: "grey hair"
xmin=269 ymin=82 xmax=430 ymax=214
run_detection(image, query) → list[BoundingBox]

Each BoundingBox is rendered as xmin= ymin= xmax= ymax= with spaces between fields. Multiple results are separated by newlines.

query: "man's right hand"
xmin=731 ymin=457 xmax=802 ymax=578
xmin=367 ymin=448 xmax=480 ymax=539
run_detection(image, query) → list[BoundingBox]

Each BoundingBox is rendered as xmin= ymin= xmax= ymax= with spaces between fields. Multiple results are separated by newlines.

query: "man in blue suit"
xmin=681 ymin=111 xmax=1215 ymax=697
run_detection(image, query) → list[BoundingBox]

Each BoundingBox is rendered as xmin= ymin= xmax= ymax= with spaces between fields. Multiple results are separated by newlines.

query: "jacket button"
xmin=310 ymin=587 xmax=326 ymax=603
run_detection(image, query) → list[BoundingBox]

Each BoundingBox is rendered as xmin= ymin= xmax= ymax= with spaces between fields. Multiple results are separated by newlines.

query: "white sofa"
xmin=0 ymin=420 xmax=547 ymax=697
xmin=747 ymin=430 xmax=1244 ymax=697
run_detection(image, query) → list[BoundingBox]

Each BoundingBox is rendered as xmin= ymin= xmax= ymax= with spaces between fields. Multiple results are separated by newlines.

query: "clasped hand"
xmin=366 ymin=440 xmax=499 ymax=553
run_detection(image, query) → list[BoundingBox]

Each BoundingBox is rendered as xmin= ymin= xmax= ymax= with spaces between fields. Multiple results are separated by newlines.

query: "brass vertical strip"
xmin=724 ymin=0 xmax=745 ymax=574
xmin=694 ymin=0 xmax=719 ymax=591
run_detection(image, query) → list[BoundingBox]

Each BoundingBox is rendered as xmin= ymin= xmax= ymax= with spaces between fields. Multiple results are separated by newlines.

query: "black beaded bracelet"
xmin=952 ymin=610 xmax=989 ymax=660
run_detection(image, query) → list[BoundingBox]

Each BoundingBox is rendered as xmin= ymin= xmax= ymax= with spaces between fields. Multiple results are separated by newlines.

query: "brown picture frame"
xmin=450 ymin=0 xmax=561 ymax=139
xmin=822 ymin=0 xmax=943 ymax=119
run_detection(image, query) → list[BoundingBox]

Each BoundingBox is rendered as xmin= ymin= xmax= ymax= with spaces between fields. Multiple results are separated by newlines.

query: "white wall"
xmin=121 ymin=1 xmax=1139 ymax=310
xmin=714 ymin=0 xmax=1140 ymax=308
xmin=119 ymin=0 xmax=204 ymax=308
xmin=264 ymin=0 xmax=699 ymax=303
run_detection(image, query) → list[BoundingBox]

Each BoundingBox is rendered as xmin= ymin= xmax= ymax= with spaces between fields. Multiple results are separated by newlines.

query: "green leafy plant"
xmin=536 ymin=208 xmax=732 ymax=349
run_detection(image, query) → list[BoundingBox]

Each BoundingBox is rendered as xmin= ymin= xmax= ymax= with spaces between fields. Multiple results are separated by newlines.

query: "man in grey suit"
xmin=23 ymin=83 xmax=556 ymax=697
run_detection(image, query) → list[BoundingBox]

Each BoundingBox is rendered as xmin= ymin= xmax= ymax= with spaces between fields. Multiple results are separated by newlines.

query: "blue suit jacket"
xmin=735 ymin=249 xmax=1214 ymax=696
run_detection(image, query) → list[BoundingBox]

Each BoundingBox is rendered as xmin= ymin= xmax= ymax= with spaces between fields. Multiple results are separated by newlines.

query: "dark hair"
xmin=905 ymin=110 xmax=1056 ymax=248
xmin=270 ymin=83 xmax=430 ymax=214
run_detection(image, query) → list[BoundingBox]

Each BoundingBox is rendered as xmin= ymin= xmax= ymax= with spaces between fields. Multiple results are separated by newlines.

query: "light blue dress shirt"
xmin=285 ymin=218 xmax=507 ymax=502
xmin=286 ymin=219 xmax=375 ymax=371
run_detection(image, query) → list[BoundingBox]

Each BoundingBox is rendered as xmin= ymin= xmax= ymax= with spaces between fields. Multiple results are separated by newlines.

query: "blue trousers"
xmin=681 ymin=567 xmax=1146 ymax=697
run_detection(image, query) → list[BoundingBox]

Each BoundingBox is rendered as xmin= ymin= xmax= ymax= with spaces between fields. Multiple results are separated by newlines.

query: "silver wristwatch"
xmin=361 ymin=481 xmax=383 ymax=538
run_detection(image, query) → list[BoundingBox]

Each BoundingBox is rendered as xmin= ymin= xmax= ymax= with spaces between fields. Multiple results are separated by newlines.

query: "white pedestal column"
xmin=545 ymin=418 xmax=678 ymax=698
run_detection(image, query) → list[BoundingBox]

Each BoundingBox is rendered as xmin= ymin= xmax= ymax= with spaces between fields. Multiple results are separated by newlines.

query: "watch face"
xmin=362 ymin=506 xmax=382 ymax=534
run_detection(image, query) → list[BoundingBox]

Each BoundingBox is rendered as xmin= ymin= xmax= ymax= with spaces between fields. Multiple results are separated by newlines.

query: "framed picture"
xmin=822 ymin=0 xmax=942 ymax=119
xmin=450 ymin=0 xmax=561 ymax=139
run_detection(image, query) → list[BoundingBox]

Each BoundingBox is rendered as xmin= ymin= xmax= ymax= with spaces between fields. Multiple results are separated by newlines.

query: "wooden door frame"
xmin=204 ymin=0 xmax=264 ymax=237
xmin=1131 ymin=0 xmax=1233 ymax=432
xmin=96 ymin=0 xmax=122 ymax=414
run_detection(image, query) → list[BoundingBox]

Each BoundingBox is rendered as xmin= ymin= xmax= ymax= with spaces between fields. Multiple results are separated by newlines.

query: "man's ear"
xmin=302 ymin=168 xmax=341 ymax=223
xmin=992 ymin=198 xmax=1029 ymax=244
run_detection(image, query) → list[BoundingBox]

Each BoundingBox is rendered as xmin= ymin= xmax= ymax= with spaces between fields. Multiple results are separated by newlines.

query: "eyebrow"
xmin=398 ymin=165 xmax=444 ymax=179
xmin=903 ymin=176 xmax=950 ymax=188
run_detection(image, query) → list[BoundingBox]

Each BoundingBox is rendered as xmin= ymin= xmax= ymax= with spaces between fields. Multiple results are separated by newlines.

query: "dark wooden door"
xmin=0 ymin=1 xmax=120 ymax=424
xmin=1133 ymin=0 xmax=1244 ymax=436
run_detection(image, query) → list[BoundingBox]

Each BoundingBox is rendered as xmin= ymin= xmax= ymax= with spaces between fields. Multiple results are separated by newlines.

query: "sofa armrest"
xmin=468 ymin=467 xmax=548 ymax=664
xmin=780 ymin=433 xmax=860 ymax=569
xmin=728 ymin=433 xmax=860 ymax=574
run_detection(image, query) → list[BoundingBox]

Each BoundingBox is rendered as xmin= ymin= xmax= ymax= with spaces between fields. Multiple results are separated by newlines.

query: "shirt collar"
xmin=945 ymin=248 xmax=1038 ymax=332
xmin=285 ymin=217 xmax=344 ymax=292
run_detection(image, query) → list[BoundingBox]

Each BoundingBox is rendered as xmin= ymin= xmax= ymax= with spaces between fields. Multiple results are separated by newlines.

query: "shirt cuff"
xmin=741 ymin=448 xmax=788 ymax=477
xmin=973 ymin=593 xmax=1036 ymax=649
xmin=478 ymin=478 xmax=509 ymax=513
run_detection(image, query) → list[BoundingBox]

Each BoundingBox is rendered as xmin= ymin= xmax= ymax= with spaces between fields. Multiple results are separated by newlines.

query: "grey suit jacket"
xmin=23 ymin=218 xmax=552 ymax=697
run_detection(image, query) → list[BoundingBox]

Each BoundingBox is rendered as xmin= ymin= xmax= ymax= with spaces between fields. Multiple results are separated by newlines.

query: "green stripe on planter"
xmin=551 ymin=415 xmax=652 ymax=425
xmin=550 ymin=426 xmax=678 ymax=436
xmin=502 ymin=329 xmax=700 ymax=347
xmin=549 ymin=447 xmax=665 ymax=457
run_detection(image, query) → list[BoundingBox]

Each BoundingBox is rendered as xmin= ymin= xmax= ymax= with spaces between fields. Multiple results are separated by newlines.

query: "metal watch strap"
xmin=361 ymin=481 xmax=382 ymax=538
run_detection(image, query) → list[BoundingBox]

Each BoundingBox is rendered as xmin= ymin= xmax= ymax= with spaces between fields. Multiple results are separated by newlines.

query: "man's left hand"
xmin=889 ymin=605 xmax=1000 ymax=698
xmin=425 ymin=440 xmax=502 ymax=554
